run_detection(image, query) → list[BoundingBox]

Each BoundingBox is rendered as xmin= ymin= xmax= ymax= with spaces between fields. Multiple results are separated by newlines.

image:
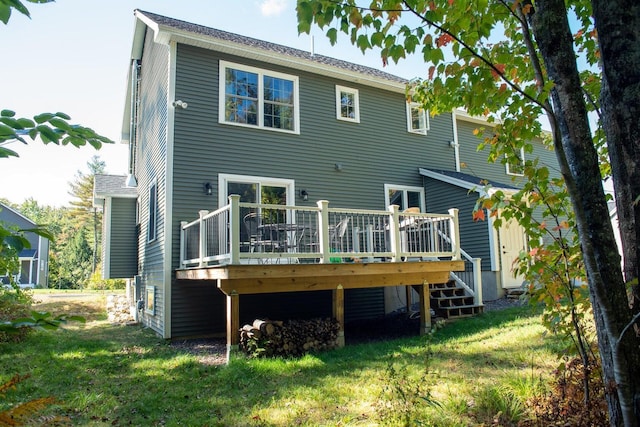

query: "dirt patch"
xmin=31 ymin=292 xmax=108 ymax=322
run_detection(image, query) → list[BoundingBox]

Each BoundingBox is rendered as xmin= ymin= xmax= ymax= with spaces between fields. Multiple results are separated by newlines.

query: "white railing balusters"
xmin=179 ymin=200 xmax=464 ymax=269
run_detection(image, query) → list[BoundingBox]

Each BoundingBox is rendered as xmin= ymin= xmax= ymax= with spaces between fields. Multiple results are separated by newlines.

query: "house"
xmin=95 ymin=10 xmax=560 ymax=348
xmin=0 ymin=202 xmax=50 ymax=288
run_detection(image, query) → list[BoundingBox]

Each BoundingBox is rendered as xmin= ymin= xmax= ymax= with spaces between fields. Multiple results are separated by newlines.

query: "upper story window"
xmin=219 ymin=61 xmax=299 ymax=134
xmin=506 ymin=147 xmax=525 ymax=176
xmin=147 ymin=179 xmax=158 ymax=243
xmin=406 ymin=102 xmax=430 ymax=135
xmin=335 ymin=85 xmax=360 ymax=122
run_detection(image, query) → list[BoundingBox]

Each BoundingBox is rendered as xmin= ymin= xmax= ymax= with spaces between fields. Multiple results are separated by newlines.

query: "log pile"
xmin=239 ymin=317 xmax=340 ymax=357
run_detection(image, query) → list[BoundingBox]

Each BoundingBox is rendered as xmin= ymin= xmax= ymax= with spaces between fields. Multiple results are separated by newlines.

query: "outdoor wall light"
xmin=172 ymin=100 xmax=188 ymax=109
xmin=334 ymin=163 xmax=343 ymax=171
xmin=300 ymin=189 xmax=309 ymax=201
xmin=203 ymin=182 xmax=213 ymax=196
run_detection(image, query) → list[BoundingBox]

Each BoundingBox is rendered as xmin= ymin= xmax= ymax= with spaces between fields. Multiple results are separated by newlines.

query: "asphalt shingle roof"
xmin=136 ymin=10 xmax=408 ymax=85
xmin=421 ymin=169 xmax=519 ymax=190
xmin=94 ymin=174 xmax=137 ymax=196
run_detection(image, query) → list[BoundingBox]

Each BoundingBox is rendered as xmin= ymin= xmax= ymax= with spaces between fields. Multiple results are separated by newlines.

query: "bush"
xmin=0 ymin=286 xmax=34 ymax=343
xmin=521 ymin=355 xmax=608 ymax=426
xmin=86 ymin=271 xmax=126 ymax=290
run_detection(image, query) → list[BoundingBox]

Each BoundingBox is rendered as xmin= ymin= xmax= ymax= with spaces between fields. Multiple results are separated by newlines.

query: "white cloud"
xmin=259 ymin=0 xmax=289 ymax=17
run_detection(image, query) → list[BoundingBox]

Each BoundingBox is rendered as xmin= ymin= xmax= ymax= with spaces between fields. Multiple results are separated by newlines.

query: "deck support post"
xmin=418 ymin=280 xmax=431 ymax=335
xmin=333 ymin=285 xmax=345 ymax=347
xmin=226 ymin=290 xmax=239 ymax=356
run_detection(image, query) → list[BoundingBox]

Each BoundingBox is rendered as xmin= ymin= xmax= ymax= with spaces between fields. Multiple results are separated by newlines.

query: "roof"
xmin=93 ymin=174 xmax=138 ymax=206
xmin=136 ymin=10 xmax=407 ymax=86
xmin=419 ymin=169 xmax=519 ymax=194
xmin=0 ymin=202 xmax=37 ymax=228
xmin=18 ymin=249 xmax=37 ymax=259
xmin=122 ymin=10 xmax=409 ymax=142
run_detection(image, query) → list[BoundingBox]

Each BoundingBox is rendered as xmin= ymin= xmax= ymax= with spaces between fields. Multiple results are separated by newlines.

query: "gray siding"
xmin=108 ymin=198 xmax=138 ymax=278
xmin=135 ymin=28 xmax=170 ymax=335
xmin=172 ymin=280 xmax=226 ymax=338
xmin=168 ymin=44 xmax=456 ymax=333
xmin=423 ymin=178 xmax=493 ymax=271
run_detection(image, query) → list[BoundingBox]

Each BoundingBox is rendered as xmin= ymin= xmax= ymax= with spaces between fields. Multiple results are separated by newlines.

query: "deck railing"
xmin=180 ymin=195 xmax=462 ymax=268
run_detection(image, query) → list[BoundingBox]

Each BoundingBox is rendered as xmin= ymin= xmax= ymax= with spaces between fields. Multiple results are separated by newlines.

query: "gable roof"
xmin=93 ymin=174 xmax=138 ymax=206
xmin=122 ymin=10 xmax=409 ymax=142
xmin=0 ymin=202 xmax=37 ymax=228
xmin=419 ymin=168 xmax=519 ymax=194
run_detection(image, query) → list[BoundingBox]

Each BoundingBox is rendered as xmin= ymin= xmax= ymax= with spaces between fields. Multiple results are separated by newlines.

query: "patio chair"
xmin=329 ymin=217 xmax=350 ymax=253
xmin=242 ymin=212 xmax=279 ymax=253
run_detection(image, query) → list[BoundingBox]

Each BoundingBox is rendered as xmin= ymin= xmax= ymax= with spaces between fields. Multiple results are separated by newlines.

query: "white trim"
xmin=406 ymin=102 xmax=430 ymax=135
xmin=218 ymin=60 xmax=300 ymax=134
xmin=163 ymin=40 xmax=178 ymax=339
xmin=419 ymin=168 xmax=479 ymax=192
xmin=505 ymin=147 xmax=525 ymax=176
xmin=488 ymin=213 xmax=499 ymax=271
xmin=147 ymin=178 xmax=158 ymax=243
xmin=451 ymin=110 xmax=461 ymax=172
xmin=218 ymin=173 xmax=296 ymax=207
xmin=103 ymin=197 xmax=112 ymax=279
xmin=133 ymin=11 xmax=406 ymax=93
xmin=335 ymin=85 xmax=360 ymax=123
xmin=383 ymin=184 xmax=425 ymax=211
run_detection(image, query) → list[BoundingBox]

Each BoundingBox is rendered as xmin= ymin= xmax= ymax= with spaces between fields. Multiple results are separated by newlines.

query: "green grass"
xmin=0 ymin=305 xmax=561 ymax=426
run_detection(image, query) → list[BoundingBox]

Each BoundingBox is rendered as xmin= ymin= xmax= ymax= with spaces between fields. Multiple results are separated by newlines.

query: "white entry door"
xmin=498 ymin=217 xmax=527 ymax=289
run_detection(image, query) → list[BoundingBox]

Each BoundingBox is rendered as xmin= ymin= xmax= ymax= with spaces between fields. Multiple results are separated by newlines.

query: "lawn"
xmin=0 ymin=296 xmax=561 ymax=426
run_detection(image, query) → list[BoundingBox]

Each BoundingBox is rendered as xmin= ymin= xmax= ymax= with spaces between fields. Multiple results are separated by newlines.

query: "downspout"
xmin=126 ymin=59 xmax=140 ymax=188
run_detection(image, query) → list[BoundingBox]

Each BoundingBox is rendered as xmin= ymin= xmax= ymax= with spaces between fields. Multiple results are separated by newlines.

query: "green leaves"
xmin=0 ymin=109 xmax=113 ymax=158
xmin=0 ymin=311 xmax=86 ymax=333
xmin=0 ymin=0 xmax=54 ymax=24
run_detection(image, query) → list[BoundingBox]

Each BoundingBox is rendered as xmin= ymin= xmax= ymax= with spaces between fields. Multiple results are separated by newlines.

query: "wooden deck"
xmin=176 ymin=260 xmax=464 ymax=351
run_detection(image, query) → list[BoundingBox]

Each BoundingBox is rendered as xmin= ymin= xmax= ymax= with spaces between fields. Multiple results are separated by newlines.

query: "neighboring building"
xmin=95 ymin=10 xmax=560 ymax=342
xmin=0 ymin=202 xmax=50 ymax=288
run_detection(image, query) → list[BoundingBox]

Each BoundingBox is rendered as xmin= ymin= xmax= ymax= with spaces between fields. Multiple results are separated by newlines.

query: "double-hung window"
xmin=219 ymin=61 xmax=299 ymax=134
xmin=147 ymin=179 xmax=158 ymax=243
xmin=406 ymin=102 xmax=430 ymax=135
xmin=335 ymin=85 xmax=360 ymax=122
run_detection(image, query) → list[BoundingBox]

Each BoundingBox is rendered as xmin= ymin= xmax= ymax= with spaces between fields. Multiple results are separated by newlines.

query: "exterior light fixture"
xmin=203 ymin=182 xmax=213 ymax=196
xmin=300 ymin=190 xmax=309 ymax=201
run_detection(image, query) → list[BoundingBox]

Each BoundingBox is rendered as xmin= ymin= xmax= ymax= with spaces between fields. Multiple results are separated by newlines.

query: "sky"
xmin=1 ymin=0 xmax=428 ymax=207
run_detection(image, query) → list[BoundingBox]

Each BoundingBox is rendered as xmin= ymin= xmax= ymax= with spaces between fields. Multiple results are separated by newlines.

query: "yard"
xmin=0 ymin=292 xmax=562 ymax=426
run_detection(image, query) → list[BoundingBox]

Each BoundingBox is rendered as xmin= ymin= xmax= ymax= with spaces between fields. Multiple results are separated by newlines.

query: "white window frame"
xmin=506 ymin=147 xmax=525 ymax=176
xmin=219 ymin=60 xmax=300 ymax=134
xmin=406 ymin=102 xmax=430 ymax=135
xmin=335 ymin=85 xmax=360 ymax=123
xmin=384 ymin=184 xmax=426 ymax=212
xmin=147 ymin=179 xmax=158 ymax=243
xmin=218 ymin=173 xmax=295 ymax=208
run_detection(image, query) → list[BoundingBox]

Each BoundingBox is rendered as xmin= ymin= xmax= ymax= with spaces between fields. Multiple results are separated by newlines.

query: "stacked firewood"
xmin=239 ymin=317 xmax=341 ymax=357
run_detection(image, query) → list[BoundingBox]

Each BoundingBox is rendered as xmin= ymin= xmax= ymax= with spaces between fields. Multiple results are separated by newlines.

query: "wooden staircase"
xmin=427 ymin=280 xmax=483 ymax=319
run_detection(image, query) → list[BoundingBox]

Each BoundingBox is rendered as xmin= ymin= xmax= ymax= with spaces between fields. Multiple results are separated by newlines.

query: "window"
xmin=506 ymin=147 xmax=525 ymax=176
xmin=219 ymin=61 xmax=299 ymax=133
xmin=406 ymin=102 xmax=430 ymax=135
xmin=147 ymin=179 xmax=157 ymax=242
xmin=335 ymin=85 xmax=360 ymax=122
xmin=384 ymin=184 xmax=425 ymax=212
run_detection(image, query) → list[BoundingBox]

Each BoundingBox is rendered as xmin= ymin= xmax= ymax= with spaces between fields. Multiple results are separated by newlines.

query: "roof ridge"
xmin=134 ymin=9 xmax=407 ymax=85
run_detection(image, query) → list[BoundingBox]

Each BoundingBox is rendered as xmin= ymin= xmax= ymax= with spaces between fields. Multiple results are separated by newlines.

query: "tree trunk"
xmin=530 ymin=1 xmax=639 ymax=425
xmin=591 ymin=1 xmax=640 ymax=423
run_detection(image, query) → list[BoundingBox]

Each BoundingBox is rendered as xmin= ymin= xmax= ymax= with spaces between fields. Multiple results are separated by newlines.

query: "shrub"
xmin=0 ymin=286 xmax=33 ymax=343
xmin=86 ymin=271 xmax=126 ymax=290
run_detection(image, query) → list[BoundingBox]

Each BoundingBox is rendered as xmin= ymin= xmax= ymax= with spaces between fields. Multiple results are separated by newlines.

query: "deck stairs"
xmin=425 ymin=280 xmax=483 ymax=319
